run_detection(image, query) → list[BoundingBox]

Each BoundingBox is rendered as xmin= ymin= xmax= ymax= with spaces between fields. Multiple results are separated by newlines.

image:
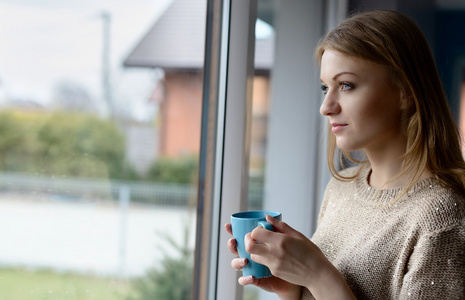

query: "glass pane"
xmin=248 ymin=3 xmax=275 ymax=212
xmin=245 ymin=1 xmax=276 ymax=299
xmin=0 ymin=0 xmax=204 ymax=299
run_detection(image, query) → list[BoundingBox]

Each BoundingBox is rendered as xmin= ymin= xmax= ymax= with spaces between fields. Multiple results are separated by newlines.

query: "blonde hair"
xmin=316 ymin=10 xmax=465 ymax=197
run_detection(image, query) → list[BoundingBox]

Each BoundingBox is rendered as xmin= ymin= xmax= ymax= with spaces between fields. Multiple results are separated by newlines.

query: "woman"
xmin=226 ymin=10 xmax=465 ymax=300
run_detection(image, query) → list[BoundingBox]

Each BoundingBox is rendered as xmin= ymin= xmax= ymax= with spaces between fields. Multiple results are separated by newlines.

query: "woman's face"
xmin=319 ymin=50 xmax=406 ymax=154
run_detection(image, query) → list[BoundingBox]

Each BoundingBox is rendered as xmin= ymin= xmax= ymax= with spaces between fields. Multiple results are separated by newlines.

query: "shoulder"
xmin=409 ymin=180 xmax=465 ymax=233
xmin=319 ymin=166 xmax=362 ymax=220
xmin=322 ymin=166 xmax=366 ymax=207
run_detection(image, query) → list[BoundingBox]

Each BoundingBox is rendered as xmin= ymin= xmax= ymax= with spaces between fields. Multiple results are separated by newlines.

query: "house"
xmin=123 ymin=0 xmax=273 ymax=168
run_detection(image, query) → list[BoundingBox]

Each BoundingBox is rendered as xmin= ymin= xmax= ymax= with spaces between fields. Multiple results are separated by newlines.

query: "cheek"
xmin=357 ymin=91 xmax=401 ymax=123
xmin=359 ymin=99 xmax=403 ymax=137
xmin=343 ymin=99 xmax=378 ymax=126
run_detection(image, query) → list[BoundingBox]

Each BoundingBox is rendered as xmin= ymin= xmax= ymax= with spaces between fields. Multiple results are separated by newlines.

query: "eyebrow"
xmin=332 ymin=71 xmax=358 ymax=80
xmin=320 ymin=71 xmax=359 ymax=83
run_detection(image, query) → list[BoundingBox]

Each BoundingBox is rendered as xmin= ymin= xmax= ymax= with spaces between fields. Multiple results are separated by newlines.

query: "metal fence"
xmin=0 ymin=172 xmax=263 ymax=209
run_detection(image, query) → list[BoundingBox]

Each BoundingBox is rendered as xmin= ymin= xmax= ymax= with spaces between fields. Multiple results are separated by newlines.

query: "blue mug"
xmin=231 ymin=210 xmax=282 ymax=278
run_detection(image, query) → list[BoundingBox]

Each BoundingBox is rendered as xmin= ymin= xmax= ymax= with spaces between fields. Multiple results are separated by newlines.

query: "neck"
xmin=362 ymin=131 xmax=435 ymax=189
xmin=366 ymin=152 xmax=433 ymax=190
xmin=365 ymin=137 xmax=407 ymax=189
xmin=368 ymin=162 xmax=404 ymax=189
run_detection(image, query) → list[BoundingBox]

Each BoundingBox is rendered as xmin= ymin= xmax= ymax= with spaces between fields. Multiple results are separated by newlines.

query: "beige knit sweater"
xmin=301 ymin=165 xmax=465 ymax=300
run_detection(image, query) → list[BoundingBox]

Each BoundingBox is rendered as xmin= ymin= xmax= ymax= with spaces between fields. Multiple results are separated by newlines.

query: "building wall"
xmin=250 ymin=75 xmax=270 ymax=171
xmin=160 ymin=71 xmax=204 ymax=157
xmin=158 ymin=71 xmax=270 ymax=162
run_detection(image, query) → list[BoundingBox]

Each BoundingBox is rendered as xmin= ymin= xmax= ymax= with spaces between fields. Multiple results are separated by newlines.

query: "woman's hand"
xmin=244 ymin=215 xmax=328 ymax=288
xmin=244 ymin=215 xmax=356 ymax=300
xmin=225 ymin=222 xmax=302 ymax=300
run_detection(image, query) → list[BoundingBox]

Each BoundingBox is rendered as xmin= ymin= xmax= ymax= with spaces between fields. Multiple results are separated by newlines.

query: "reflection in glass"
xmin=248 ymin=6 xmax=275 ymax=212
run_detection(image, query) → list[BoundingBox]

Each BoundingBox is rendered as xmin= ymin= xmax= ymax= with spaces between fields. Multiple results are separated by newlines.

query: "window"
xmin=0 ymin=0 xmax=205 ymax=299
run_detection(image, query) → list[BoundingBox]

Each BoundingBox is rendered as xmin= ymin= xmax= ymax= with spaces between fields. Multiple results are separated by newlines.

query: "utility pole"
xmin=101 ymin=11 xmax=112 ymax=119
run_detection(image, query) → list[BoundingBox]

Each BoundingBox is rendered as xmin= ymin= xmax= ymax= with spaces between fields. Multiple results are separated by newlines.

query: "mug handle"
xmin=257 ymin=220 xmax=273 ymax=231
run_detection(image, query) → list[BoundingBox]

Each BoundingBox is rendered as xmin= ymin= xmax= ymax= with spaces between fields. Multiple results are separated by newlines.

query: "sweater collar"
xmin=354 ymin=164 xmax=438 ymax=204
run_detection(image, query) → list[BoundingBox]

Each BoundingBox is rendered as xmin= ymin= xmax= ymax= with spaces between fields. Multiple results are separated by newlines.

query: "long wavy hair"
xmin=316 ymin=10 xmax=465 ymax=197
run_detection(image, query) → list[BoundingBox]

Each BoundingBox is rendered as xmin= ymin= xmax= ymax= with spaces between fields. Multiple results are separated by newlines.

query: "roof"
xmin=123 ymin=0 xmax=274 ymax=72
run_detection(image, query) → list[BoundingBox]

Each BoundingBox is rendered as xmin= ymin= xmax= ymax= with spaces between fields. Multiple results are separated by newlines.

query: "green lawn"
xmin=0 ymin=267 xmax=131 ymax=300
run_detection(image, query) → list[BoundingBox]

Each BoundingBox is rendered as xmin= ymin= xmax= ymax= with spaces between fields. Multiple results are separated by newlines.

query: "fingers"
xmin=227 ymin=237 xmax=239 ymax=255
xmin=266 ymin=215 xmax=302 ymax=238
xmin=249 ymin=226 xmax=276 ymax=246
xmin=231 ymin=257 xmax=247 ymax=271
xmin=245 ymin=231 xmax=270 ymax=258
xmin=238 ymin=275 xmax=256 ymax=286
xmin=225 ymin=223 xmax=239 ymax=255
xmin=225 ymin=223 xmax=233 ymax=235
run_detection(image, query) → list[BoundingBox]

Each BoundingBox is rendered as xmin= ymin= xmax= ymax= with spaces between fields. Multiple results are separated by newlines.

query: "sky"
xmin=0 ymin=0 xmax=172 ymax=120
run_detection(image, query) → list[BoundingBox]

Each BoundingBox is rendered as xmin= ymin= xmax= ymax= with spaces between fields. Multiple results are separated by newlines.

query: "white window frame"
xmin=194 ymin=0 xmax=257 ymax=299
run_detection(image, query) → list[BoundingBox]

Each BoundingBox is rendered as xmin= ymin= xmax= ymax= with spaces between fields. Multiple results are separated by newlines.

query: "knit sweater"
xmin=301 ymin=165 xmax=465 ymax=300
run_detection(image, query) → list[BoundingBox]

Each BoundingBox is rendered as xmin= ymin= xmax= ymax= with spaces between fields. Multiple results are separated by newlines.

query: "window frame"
xmin=193 ymin=0 xmax=258 ymax=299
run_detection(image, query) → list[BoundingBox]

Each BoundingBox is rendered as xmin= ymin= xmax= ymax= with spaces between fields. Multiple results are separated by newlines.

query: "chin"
xmin=336 ymin=143 xmax=362 ymax=151
xmin=336 ymin=142 xmax=360 ymax=152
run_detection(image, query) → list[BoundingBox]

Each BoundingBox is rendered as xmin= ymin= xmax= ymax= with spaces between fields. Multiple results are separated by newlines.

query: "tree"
xmin=128 ymin=223 xmax=193 ymax=300
xmin=0 ymin=110 xmax=126 ymax=179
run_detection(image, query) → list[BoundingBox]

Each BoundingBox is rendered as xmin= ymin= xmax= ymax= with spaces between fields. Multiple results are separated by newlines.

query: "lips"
xmin=331 ymin=123 xmax=347 ymax=133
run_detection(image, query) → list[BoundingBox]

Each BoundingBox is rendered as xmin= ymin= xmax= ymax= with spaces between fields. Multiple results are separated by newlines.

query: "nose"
xmin=319 ymin=91 xmax=340 ymax=116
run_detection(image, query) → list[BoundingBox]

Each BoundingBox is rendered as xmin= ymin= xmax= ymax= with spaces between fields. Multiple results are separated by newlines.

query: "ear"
xmin=399 ymin=89 xmax=412 ymax=111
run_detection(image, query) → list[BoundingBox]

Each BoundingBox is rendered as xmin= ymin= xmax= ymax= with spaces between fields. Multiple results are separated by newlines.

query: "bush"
xmin=0 ymin=110 xmax=126 ymax=179
xmin=146 ymin=155 xmax=198 ymax=184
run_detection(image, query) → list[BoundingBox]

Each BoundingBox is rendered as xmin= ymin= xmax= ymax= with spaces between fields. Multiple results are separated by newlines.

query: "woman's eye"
xmin=320 ymin=84 xmax=329 ymax=95
xmin=340 ymin=82 xmax=353 ymax=91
